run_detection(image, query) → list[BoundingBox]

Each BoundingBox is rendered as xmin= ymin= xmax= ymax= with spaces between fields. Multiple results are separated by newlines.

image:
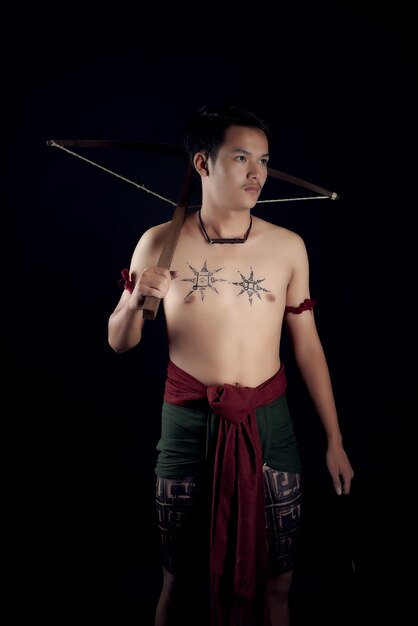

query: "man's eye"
xmin=260 ymin=159 xmax=268 ymax=165
xmin=235 ymin=155 xmax=246 ymax=162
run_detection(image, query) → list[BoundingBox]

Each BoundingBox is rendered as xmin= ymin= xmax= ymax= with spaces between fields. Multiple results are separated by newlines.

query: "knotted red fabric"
xmin=284 ymin=298 xmax=316 ymax=314
xmin=164 ymin=360 xmax=287 ymax=626
xmin=119 ymin=268 xmax=134 ymax=293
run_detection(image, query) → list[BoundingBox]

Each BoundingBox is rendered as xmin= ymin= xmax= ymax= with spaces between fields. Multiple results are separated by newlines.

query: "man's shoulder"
xmin=254 ymin=216 xmax=304 ymax=245
xmin=143 ymin=220 xmax=172 ymax=236
xmin=137 ymin=220 xmax=172 ymax=246
xmin=130 ymin=220 xmax=172 ymax=266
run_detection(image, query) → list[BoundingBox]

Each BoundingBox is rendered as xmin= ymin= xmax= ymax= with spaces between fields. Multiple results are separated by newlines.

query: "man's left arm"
xmin=284 ymin=234 xmax=354 ymax=495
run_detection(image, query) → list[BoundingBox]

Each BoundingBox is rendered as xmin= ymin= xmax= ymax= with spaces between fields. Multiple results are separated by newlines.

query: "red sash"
xmin=164 ymin=360 xmax=287 ymax=626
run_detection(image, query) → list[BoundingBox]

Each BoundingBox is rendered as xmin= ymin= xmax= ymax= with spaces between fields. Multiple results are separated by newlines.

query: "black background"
xmin=5 ymin=2 xmax=416 ymax=624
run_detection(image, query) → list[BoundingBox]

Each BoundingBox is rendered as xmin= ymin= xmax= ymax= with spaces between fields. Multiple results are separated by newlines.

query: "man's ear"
xmin=193 ymin=152 xmax=209 ymax=177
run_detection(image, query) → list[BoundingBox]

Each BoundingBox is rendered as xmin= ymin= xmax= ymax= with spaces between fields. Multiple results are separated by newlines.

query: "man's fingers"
xmin=335 ymin=472 xmax=353 ymax=496
xmin=139 ymin=268 xmax=178 ymax=298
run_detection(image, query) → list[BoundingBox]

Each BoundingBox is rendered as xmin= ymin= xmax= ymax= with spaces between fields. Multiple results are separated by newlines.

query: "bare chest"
xmin=163 ymin=238 xmax=291 ymax=322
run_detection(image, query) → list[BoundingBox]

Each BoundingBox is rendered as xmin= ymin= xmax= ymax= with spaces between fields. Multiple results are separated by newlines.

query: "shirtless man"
xmin=108 ymin=104 xmax=354 ymax=626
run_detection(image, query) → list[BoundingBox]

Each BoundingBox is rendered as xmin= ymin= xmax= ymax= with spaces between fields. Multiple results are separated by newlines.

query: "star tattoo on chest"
xmin=229 ymin=268 xmax=271 ymax=305
xmin=181 ymin=260 xmax=228 ymax=301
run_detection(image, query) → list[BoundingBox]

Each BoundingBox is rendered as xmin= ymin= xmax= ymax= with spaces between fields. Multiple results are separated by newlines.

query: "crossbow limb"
xmin=47 ymin=139 xmax=339 ymax=319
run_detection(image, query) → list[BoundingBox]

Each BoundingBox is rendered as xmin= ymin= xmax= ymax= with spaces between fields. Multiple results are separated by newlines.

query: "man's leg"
xmin=263 ymin=467 xmax=302 ymax=626
xmin=154 ymin=475 xmax=207 ymax=626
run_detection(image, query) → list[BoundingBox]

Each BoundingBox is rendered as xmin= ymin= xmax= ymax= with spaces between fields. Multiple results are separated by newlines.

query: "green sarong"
xmin=155 ymin=394 xmax=301 ymax=477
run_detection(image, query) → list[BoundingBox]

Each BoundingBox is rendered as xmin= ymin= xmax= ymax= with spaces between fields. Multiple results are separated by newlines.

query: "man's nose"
xmin=247 ymin=162 xmax=263 ymax=181
xmin=247 ymin=163 xmax=258 ymax=176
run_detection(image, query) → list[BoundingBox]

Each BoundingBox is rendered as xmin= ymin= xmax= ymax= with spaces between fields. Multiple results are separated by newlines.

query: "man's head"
xmin=185 ymin=105 xmax=270 ymax=211
xmin=184 ymin=104 xmax=270 ymax=165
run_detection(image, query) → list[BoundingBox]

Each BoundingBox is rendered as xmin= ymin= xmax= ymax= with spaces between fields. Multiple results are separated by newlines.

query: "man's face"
xmin=206 ymin=125 xmax=269 ymax=210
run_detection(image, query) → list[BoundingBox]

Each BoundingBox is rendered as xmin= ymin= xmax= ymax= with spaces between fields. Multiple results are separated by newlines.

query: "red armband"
xmin=285 ymin=298 xmax=317 ymax=314
xmin=118 ymin=268 xmax=134 ymax=293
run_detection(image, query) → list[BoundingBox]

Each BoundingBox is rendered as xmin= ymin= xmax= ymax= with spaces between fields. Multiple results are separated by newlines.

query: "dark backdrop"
xmin=5 ymin=2 xmax=416 ymax=624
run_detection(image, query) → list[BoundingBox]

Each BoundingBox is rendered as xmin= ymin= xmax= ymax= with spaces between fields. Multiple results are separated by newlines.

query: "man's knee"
xmin=268 ymin=570 xmax=293 ymax=601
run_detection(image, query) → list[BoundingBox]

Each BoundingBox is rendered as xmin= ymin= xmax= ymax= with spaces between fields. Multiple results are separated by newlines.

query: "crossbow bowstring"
xmin=47 ymin=138 xmax=339 ymax=318
xmin=47 ymin=139 xmax=339 ymax=205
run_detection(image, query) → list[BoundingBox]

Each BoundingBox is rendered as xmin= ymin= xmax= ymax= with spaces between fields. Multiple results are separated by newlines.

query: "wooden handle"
xmin=267 ymin=166 xmax=338 ymax=199
xmin=142 ymin=164 xmax=194 ymax=320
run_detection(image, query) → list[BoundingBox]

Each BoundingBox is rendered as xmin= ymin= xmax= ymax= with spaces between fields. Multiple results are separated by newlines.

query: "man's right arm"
xmin=107 ymin=223 xmax=177 ymax=353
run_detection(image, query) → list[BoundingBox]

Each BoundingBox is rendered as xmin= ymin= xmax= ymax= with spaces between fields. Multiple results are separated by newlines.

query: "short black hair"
xmin=184 ymin=104 xmax=270 ymax=164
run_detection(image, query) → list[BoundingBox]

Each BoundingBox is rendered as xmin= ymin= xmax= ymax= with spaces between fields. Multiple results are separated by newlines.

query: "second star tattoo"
xmin=230 ymin=268 xmax=271 ymax=305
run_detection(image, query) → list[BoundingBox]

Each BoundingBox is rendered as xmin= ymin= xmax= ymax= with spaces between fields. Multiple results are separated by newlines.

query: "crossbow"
xmin=47 ymin=138 xmax=338 ymax=319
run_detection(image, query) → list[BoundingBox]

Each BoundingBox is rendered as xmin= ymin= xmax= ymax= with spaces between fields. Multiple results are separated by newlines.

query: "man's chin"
xmin=247 ymin=197 xmax=259 ymax=210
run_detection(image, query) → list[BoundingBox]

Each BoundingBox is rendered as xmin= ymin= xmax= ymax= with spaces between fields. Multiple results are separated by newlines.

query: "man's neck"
xmin=198 ymin=208 xmax=252 ymax=243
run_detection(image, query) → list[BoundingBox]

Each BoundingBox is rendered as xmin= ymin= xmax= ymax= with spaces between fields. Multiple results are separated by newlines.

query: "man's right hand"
xmin=128 ymin=266 xmax=179 ymax=310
